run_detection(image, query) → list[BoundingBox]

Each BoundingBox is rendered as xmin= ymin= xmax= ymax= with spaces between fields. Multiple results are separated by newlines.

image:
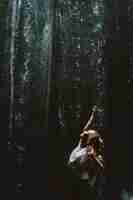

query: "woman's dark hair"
xmin=89 ymin=136 xmax=103 ymax=154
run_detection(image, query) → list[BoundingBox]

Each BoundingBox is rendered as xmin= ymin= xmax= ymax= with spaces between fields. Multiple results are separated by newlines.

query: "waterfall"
xmin=45 ymin=0 xmax=56 ymax=132
xmin=8 ymin=0 xmax=22 ymax=140
xmin=9 ymin=0 xmax=17 ymax=139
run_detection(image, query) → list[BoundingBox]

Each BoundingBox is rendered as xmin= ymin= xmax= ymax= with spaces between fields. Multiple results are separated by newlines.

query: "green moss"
xmin=0 ymin=0 xmax=8 ymax=17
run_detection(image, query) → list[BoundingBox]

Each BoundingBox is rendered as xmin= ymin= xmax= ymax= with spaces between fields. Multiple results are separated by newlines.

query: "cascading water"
xmin=5 ymin=0 xmax=108 ymax=197
xmin=9 ymin=0 xmax=17 ymax=140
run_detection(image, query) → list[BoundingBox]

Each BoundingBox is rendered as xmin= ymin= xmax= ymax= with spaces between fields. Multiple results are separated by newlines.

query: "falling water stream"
xmin=9 ymin=0 xmax=17 ymax=140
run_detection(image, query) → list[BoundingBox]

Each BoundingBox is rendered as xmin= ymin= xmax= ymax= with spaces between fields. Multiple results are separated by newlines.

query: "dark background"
xmin=0 ymin=0 xmax=132 ymax=199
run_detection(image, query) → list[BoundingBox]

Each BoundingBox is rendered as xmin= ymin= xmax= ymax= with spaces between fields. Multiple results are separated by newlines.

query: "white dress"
xmin=68 ymin=142 xmax=97 ymax=186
